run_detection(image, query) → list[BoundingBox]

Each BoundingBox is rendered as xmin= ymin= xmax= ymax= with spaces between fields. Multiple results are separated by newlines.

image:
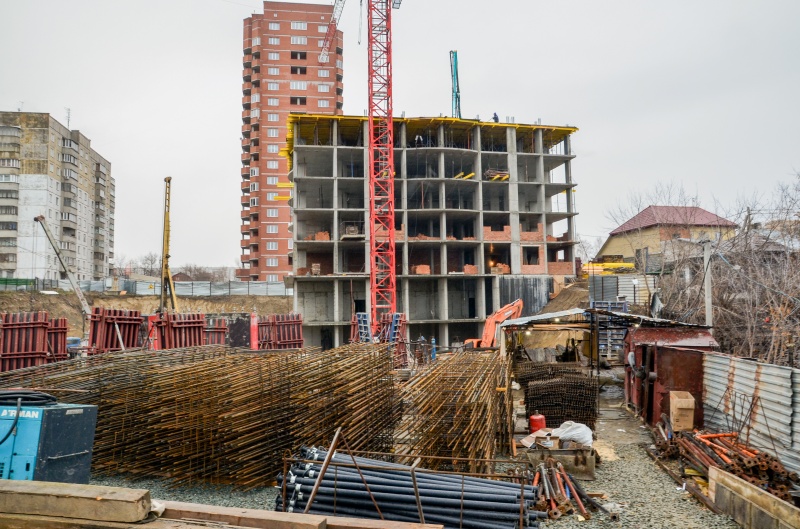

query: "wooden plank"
xmin=0 ymin=479 xmax=150 ymax=523
xmin=325 ymin=517 xmax=443 ymax=529
xmin=709 ymin=467 xmax=800 ymax=529
xmin=160 ymin=500 xmax=327 ymax=529
xmin=0 ymin=512 xmax=210 ymax=529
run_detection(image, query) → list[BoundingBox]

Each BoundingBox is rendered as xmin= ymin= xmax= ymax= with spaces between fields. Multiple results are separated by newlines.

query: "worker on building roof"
xmin=492 ymin=113 xmax=499 ymax=123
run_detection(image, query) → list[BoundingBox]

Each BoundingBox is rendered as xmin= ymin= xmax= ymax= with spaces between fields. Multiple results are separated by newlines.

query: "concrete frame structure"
xmin=287 ymin=115 xmax=578 ymax=348
xmin=238 ymin=1 xmax=344 ymax=282
xmin=0 ymin=112 xmax=114 ymax=281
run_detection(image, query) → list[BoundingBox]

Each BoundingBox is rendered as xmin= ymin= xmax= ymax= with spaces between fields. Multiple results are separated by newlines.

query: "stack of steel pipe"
xmin=0 ymin=342 xmax=398 ymax=489
xmin=396 ymin=351 xmax=509 ymax=472
xmin=278 ymin=448 xmax=545 ymax=529
xmin=519 ymin=362 xmax=598 ymax=429
xmin=672 ymin=431 xmax=799 ymax=503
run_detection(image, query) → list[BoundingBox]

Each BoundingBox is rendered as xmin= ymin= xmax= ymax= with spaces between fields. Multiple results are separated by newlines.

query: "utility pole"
xmin=703 ymin=239 xmax=713 ymax=333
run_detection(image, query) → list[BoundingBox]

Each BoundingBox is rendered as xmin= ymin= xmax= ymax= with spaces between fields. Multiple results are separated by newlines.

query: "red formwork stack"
xmin=204 ymin=318 xmax=228 ymax=346
xmin=46 ymin=317 xmax=68 ymax=362
xmin=88 ymin=307 xmax=144 ymax=355
xmin=257 ymin=313 xmax=303 ymax=350
xmin=0 ymin=312 xmax=50 ymax=371
xmin=155 ymin=313 xmax=207 ymax=350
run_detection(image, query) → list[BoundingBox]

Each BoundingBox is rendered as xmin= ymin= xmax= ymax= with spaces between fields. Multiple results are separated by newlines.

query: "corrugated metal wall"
xmin=589 ymin=275 xmax=656 ymax=304
xmin=703 ymin=353 xmax=800 ymax=473
xmin=499 ymin=276 xmax=552 ymax=317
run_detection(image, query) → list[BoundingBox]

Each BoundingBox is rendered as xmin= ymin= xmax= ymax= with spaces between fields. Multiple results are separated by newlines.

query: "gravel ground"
xmin=89 ymin=476 xmax=280 ymax=511
xmin=550 ymin=388 xmax=739 ymax=529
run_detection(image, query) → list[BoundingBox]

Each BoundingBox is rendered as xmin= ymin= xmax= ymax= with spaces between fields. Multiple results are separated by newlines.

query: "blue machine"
xmin=0 ymin=399 xmax=97 ymax=484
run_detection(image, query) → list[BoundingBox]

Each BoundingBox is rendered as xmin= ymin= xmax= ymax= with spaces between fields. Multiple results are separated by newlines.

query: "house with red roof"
xmin=596 ymin=206 xmax=737 ymax=271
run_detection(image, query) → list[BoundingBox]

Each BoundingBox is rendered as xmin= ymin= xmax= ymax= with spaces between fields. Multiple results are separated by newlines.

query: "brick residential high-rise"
xmin=238 ymin=1 xmax=344 ymax=282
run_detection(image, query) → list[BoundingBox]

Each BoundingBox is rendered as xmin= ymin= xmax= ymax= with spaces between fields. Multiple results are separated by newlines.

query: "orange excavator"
xmin=464 ymin=299 xmax=524 ymax=348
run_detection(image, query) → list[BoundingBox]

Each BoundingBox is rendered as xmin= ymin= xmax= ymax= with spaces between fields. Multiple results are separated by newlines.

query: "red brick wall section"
xmin=548 ymin=261 xmax=575 ymax=275
xmin=520 ymin=223 xmax=544 ymax=242
xmin=408 ymin=250 xmax=440 ymax=273
xmin=463 ymin=264 xmax=478 ymax=275
xmin=483 ymin=226 xmax=512 ymax=241
xmin=305 ymin=252 xmax=334 ymax=275
xmin=521 ymin=264 xmax=546 ymax=274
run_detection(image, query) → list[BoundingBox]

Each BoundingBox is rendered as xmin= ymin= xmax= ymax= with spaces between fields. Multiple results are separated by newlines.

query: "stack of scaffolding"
xmin=396 ymin=352 xmax=510 ymax=472
xmin=0 ymin=343 xmax=398 ymax=488
xmin=517 ymin=362 xmax=599 ymax=429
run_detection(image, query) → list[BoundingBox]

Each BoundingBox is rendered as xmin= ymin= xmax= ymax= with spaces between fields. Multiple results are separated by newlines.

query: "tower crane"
xmin=160 ymin=177 xmax=178 ymax=313
xmin=319 ymin=0 xmax=403 ymax=333
xmin=450 ymin=50 xmax=462 ymax=119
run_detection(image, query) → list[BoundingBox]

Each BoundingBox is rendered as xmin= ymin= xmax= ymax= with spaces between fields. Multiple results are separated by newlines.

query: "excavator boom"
xmin=465 ymin=298 xmax=523 ymax=349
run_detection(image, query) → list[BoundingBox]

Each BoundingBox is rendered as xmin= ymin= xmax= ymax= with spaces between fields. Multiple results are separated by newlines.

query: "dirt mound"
xmin=0 ymin=291 xmax=293 ymax=336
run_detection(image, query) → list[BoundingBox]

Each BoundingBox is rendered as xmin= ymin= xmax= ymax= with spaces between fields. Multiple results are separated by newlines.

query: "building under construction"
xmin=287 ymin=114 xmax=578 ymax=348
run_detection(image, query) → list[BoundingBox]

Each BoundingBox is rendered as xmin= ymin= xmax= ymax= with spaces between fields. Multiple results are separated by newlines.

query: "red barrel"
xmin=529 ymin=411 xmax=546 ymax=434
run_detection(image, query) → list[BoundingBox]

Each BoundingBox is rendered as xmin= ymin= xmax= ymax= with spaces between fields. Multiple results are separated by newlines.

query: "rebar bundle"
xmin=0 ymin=343 xmax=398 ymax=488
xmin=519 ymin=362 xmax=598 ymax=429
xmin=396 ymin=352 xmax=510 ymax=472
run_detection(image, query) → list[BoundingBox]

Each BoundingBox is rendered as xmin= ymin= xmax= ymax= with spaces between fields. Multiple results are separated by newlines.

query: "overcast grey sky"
xmin=2 ymin=0 xmax=798 ymax=266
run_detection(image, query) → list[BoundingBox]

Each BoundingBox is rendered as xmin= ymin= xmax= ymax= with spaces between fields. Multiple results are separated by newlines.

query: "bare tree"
xmin=138 ymin=252 xmax=160 ymax=277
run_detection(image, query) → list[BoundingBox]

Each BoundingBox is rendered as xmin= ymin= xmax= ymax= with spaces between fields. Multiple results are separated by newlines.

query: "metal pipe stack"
xmin=278 ymin=448 xmax=545 ymax=529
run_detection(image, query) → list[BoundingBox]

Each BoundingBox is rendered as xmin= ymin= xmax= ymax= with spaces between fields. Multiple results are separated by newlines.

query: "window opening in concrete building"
xmin=524 ymin=246 xmax=540 ymax=265
xmin=291 ymin=51 xmax=307 ymax=60
xmin=291 ymin=66 xmax=307 ymax=74
xmin=290 ymin=97 xmax=307 ymax=105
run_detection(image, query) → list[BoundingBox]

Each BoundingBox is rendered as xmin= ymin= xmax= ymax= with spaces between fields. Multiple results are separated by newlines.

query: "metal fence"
xmin=703 ymin=352 xmax=800 ymax=474
xmin=0 ymin=278 xmax=292 ymax=297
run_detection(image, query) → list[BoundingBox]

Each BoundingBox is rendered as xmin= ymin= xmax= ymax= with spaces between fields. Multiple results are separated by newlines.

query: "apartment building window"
xmin=290 ymin=81 xmax=307 ymax=90
xmin=290 ymin=97 xmax=307 ymax=105
xmin=336 ymin=101 xmax=343 ymax=110
xmin=266 ymin=161 xmax=279 ymax=169
xmin=0 ymin=191 xmax=18 ymax=199
xmin=266 ymin=176 xmax=278 ymax=185
xmin=0 ymin=159 xmax=20 ymax=168
xmin=266 ymin=258 xmax=278 ymax=267
xmin=252 ymin=37 xmax=261 ymax=46
xmin=268 ymin=22 xmax=280 ymax=30
xmin=268 ymin=52 xmax=279 ymax=60
xmin=267 ymin=192 xmax=278 ymax=201
xmin=317 ymin=39 xmax=325 ymax=48
xmin=291 ymin=66 xmax=307 ymax=75
xmin=318 ymin=84 xmax=330 ymax=92
xmin=288 ymin=239 xmax=293 ymax=249
xmin=267 ymin=67 xmax=279 ymax=75
xmin=266 ymin=224 xmax=278 ymax=233
xmin=266 ymin=241 xmax=278 ymax=250
xmin=250 ymin=167 xmax=259 ymax=177
xmin=267 ymin=128 xmax=279 ymax=138
xmin=291 ymin=51 xmax=307 ymax=60
xmin=268 ymin=37 xmax=280 ymax=45
xmin=251 ymin=93 xmax=260 ymax=103
xmin=318 ymin=100 xmax=330 ymax=108
xmin=267 ymin=82 xmax=279 ymax=90
xmin=250 ymin=109 xmax=260 ymax=118
xmin=336 ymin=59 xmax=343 ymax=69
xmin=266 ymin=114 xmax=279 ymax=122
xmin=0 ymin=206 xmax=17 ymax=215
xmin=0 ymin=222 xmax=17 ymax=230
xmin=249 ymin=182 xmax=259 ymax=192
xmin=267 ymin=98 xmax=279 ymax=106
xmin=291 ymin=36 xmax=307 ymax=46
xmin=267 ymin=274 xmax=278 ymax=282
xmin=318 ymin=25 xmax=328 ymax=32
xmin=267 ymin=144 xmax=279 ymax=153
xmin=0 ymin=238 xmax=16 ymax=247
xmin=318 ymin=69 xmax=330 ymax=78
xmin=249 ymin=197 xmax=259 ymax=206
xmin=0 ymin=255 xmax=16 ymax=263
xmin=290 ymin=21 xmax=307 ymax=30
xmin=0 ymin=175 xmax=18 ymax=183
xmin=267 ymin=208 xmax=278 ymax=217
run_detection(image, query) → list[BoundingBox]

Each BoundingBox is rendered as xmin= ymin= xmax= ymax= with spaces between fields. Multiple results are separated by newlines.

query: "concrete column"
xmin=507 ymin=128 xmax=521 ymax=274
xmin=492 ymin=274 xmax=501 ymax=314
xmin=535 ymin=129 xmax=548 ymax=274
xmin=332 ymin=120 xmax=339 ymax=147
xmin=333 ymin=278 xmax=341 ymax=329
xmin=402 ymin=278 xmax=410 ymax=320
xmin=437 ymin=124 xmax=445 ymax=148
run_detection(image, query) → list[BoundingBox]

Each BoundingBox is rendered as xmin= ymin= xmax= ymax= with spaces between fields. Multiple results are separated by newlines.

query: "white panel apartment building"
xmin=0 ymin=112 xmax=114 ymax=280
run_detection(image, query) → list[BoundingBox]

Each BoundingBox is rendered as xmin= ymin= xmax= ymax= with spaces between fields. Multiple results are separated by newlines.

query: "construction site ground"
xmin=88 ymin=383 xmax=740 ymax=528
xmin=0 ymin=291 xmax=293 ymax=336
